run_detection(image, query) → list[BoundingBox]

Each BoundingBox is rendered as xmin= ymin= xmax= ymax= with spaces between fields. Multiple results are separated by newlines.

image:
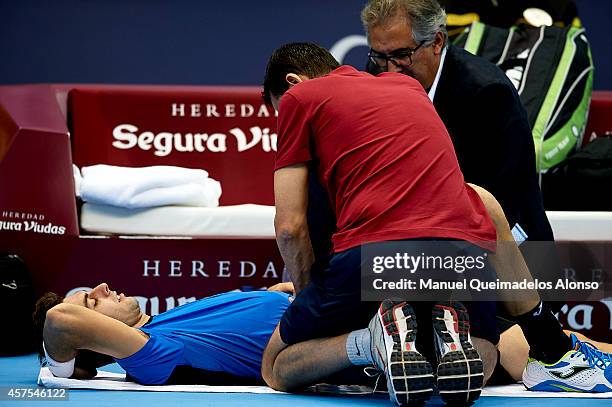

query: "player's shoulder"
xmin=220 ymin=289 xmax=290 ymax=303
xmin=247 ymin=290 xmax=291 ymax=303
xmin=175 ymin=290 xmax=289 ymax=313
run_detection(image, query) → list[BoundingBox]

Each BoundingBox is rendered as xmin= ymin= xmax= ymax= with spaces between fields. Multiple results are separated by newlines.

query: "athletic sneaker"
xmin=432 ymin=301 xmax=484 ymax=405
xmin=523 ymin=333 xmax=612 ymax=393
xmin=368 ymin=300 xmax=434 ymax=406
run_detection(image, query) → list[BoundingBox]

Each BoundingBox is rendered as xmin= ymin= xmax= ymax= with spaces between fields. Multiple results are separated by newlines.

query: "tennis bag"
xmin=0 ymin=254 xmax=36 ymax=355
xmin=455 ymin=22 xmax=594 ymax=172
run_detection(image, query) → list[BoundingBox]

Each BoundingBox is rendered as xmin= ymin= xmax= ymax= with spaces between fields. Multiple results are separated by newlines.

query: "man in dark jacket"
xmin=361 ymin=0 xmax=553 ymax=243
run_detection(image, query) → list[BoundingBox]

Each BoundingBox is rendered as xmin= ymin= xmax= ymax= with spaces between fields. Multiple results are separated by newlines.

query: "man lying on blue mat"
xmin=33 ymin=283 xmax=293 ymax=385
xmin=33 ymin=279 xmax=611 ymax=394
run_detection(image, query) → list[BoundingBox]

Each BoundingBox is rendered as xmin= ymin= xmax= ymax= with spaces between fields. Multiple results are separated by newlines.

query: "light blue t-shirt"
xmin=115 ymin=291 xmax=290 ymax=384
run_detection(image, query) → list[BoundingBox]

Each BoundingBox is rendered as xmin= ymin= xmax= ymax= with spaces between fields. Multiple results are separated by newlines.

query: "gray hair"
xmin=361 ymin=0 xmax=448 ymax=47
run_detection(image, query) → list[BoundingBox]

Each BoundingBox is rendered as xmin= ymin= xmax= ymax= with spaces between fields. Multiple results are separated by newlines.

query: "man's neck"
xmin=133 ymin=314 xmax=150 ymax=328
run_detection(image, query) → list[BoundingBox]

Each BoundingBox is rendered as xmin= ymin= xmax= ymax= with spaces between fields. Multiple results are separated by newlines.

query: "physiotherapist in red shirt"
xmin=259 ymin=42 xmax=499 ymax=406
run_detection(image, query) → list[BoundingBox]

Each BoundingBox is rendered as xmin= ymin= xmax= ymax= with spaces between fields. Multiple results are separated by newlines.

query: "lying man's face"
xmin=63 ymin=282 xmax=142 ymax=326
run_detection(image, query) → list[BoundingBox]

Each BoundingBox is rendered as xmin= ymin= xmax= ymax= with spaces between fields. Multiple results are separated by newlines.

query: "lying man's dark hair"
xmin=32 ymin=292 xmax=64 ymax=363
xmin=262 ymin=42 xmax=340 ymax=105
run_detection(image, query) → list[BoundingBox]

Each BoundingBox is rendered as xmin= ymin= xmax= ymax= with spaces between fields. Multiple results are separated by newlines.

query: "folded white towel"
xmin=80 ymin=165 xmax=221 ymax=209
xmin=82 ymin=165 xmax=209 ymax=192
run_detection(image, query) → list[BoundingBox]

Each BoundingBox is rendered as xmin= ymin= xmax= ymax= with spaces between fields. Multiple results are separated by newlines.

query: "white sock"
xmin=346 ymin=328 xmax=373 ymax=365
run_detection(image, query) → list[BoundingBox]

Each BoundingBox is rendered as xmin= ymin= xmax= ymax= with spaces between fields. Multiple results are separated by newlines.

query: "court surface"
xmin=1 ymin=354 xmax=607 ymax=407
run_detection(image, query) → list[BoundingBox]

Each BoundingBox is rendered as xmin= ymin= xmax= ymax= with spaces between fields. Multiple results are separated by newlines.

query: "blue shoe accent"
xmin=530 ymin=380 xmax=586 ymax=392
xmin=530 ymin=380 xmax=612 ymax=393
xmin=593 ymin=383 xmax=612 ymax=393
xmin=547 ymin=361 xmax=570 ymax=369
xmin=570 ymin=334 xmax=612 ymax=371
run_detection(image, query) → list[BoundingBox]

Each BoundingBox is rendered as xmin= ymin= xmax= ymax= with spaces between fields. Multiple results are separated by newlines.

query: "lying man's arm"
xmin=274 ymin=163 xmax=313 ymax=294
xmin=43 ymin=303 xmax=148 ymax=378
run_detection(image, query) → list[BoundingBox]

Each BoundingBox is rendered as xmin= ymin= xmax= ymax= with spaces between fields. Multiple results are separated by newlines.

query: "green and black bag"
xmin=455 ymin=22 xmax=594 ymax=172
xmin=440 ymin=0 xmax=581 ymax=39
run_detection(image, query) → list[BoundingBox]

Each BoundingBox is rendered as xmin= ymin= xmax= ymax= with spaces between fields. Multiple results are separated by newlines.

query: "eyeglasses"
xmin=368 ymin=41 xmax=426 ymax=71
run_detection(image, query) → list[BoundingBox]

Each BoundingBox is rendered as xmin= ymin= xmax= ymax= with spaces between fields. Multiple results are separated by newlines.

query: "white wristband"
xmin=43 ymin=341 xmax=75 ymax=378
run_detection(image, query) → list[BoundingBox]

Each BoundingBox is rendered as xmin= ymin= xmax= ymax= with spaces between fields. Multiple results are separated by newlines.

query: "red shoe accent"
xmin=437 ymin=305 xmax=460 ymax=333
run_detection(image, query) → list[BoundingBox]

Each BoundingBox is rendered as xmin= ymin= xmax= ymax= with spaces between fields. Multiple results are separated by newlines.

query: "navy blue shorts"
xmin=279 ymin=242 xmax=500 ymax=347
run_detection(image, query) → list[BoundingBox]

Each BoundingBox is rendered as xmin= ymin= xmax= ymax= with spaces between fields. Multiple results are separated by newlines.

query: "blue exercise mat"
xmin=1 ymin=354 xmax=606 ymax=407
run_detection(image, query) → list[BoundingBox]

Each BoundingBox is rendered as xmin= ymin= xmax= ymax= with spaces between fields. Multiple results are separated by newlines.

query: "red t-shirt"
xmin=275 ymin=66 xmax=496 ymax=253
